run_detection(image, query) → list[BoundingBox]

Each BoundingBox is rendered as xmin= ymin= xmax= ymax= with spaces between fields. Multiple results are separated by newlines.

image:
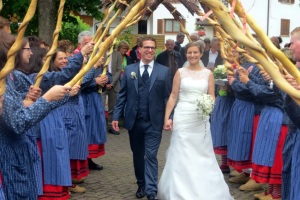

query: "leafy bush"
xmin=59 ymin=15 xmax=91 ymax=45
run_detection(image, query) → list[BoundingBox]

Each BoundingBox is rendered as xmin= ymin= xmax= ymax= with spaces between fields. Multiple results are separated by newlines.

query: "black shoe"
xmin=135 ymin=186 xmax=145 ymax=199
xmin=147 ymin=194 xmax=158 ymax=200
xmin=108 ymin=128 xmax=120 ymax=135
xmin=88 ymin=159 xmax=103 ymax=170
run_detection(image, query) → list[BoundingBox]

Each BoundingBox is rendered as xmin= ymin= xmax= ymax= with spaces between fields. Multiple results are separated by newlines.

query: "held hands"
xmin=106 ymin=84 xmax=113 ymax=89
xmin=26 ymin=85 xmax=42 ymax=102
xmin=95 ymin=75 xmax=109 ymax=87
xmin=112 ymin=121 xmax=119 ymax=132
xmin=260 ymin=71 xmax=272 ymax=82
xmin=283 ymin=74 xmax=300 ymax=90
xmin=227 ymin=75 xmax=236 ymax=85
xmin=43 ymin=85 xmax=72 ymax=102
xmin=237 ymin=68 xmax=249 ymax=84
xmin=80 ymin=42 xmax=95 ymax=56
xmin=69 ymin=85 xmax=81 ymax=97
xmin=94 ymin=56 xmax=105 ymax=69
xmin=163 ymin=119 xmax=173 ymax=131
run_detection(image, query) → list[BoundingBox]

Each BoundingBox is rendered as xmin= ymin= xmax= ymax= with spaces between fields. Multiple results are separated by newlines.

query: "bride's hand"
xmin=163 ymin=119 xmax=173 ymax=131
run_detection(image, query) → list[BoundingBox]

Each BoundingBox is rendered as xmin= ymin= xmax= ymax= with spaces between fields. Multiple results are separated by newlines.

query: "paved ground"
xmin=71 ymin=128 xmax=263 ymax=200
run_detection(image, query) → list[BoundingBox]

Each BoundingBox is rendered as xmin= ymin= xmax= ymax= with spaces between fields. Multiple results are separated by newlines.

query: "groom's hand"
xmin=112 ymin=120 xmax=119 ymax=131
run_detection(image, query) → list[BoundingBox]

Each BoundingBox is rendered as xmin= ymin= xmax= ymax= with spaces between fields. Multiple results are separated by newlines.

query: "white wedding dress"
xmin=158 ymin=67 xmax=233 ymax=200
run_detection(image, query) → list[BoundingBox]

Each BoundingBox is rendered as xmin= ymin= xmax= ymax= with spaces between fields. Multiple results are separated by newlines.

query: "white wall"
xmin=152 ymin=4 xmax=202 ymax=46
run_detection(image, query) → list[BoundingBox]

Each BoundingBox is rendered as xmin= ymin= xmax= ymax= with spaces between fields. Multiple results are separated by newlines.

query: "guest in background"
xmin=130 ymin=36 xmax=142 ymax=63
xmin=174 ymin=32 xmax=185 ymax=52
xmin=156 ymin=39 xmax=183 ymax=81
xmin=0 ymin=16 xmax=11 ymax=33
xmin=201 ymin=37 xmax=223 ymax=71
xmin=117 ymin=40 xmax=132 ymax=78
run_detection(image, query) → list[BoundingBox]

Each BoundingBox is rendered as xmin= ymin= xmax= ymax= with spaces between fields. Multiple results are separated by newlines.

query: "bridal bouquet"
xmin=196 ymin=93 xmax=214 ymax=120
xmin=213 ymin=64 xmax=227 ymax=79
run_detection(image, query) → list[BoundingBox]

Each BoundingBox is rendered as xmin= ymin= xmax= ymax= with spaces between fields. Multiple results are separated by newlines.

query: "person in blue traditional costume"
xmin=239 ymin=67 xmax=289 ymax=199
xmin=11 ymin=36 xmax=94 ymax=199
xmin=210 ymin=49 xmax=238 ymax=174
xmin=281 ymin=27 xmax=300 ymax=200
xmin=74 ymin=31 xmax=112 ymax=171
xmin=226 ymin=57 xmax=265 ymax=186
xmin=56 ymin=50 xmax=104 ymax=193
xmin=0 ymin=29 xmax=72 ymax=200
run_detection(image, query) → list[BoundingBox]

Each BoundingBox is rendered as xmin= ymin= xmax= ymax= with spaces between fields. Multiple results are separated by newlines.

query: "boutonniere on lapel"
xmin=131 ymin=72 xmax=137 ymax=79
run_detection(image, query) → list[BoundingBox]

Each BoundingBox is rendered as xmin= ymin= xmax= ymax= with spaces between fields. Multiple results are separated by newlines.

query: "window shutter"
xmin=280 ymin=19 xmax=290 ymax=36
xmin=157 ymin=19 xmax=164 ymax=34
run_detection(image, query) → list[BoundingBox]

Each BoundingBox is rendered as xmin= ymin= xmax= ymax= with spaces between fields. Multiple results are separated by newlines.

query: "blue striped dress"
xmin=227 ymin=62 xmax=263 ymax=162
xmin=210 ymin=90 xmax=235 ymax=148
xmin=81 ymin=67 xmax=112 ymax=145
xmin=283 ymin=94 xmax=300 ymax=200
xmin=0 ymin=76 xmax=58 ymax=200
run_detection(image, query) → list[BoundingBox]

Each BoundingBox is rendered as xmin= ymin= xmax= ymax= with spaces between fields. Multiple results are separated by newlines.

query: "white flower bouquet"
xmin=213 ymin=65 xmax=227 ymax=79
xmin=213 ymin=65 xmax=228 ymax=86
xmin=196 ymin=93 xmax=214 ymax=120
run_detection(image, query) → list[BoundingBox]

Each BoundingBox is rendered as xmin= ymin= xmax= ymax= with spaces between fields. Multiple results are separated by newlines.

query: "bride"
xmin=158 ymin=42 xmax=233 ymax=200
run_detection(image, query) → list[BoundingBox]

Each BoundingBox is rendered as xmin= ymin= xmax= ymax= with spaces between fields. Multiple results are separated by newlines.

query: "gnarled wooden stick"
xmin=98 ymin=38 xmax=117 ymax=93
xmin=34 ymin=0 xmax=66 ymax=87
xmin=162 ymin=1 xmax=191 ymax=42
xmin=65 ymin=0 xmax=147 ymax=87
xmin=227 ymin=0 xmax=299 ymax=83
xmin=94 ymin=0 xmax=118 ymax=42
xmin=197 ymin=0 xmax=300 ymax=104
xmin=0 ymin=0 xmax=37 ymax=95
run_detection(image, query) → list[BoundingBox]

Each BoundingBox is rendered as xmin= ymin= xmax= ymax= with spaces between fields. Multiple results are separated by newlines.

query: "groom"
xmin=112 ymin=36 xmax=171 ymax=200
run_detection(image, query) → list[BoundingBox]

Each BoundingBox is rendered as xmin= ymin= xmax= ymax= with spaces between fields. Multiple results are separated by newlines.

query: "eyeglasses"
xmin=142 ymin=46 xmax=156 ymax=50
xmin=23 ymin=47 xmax=32 ymax=51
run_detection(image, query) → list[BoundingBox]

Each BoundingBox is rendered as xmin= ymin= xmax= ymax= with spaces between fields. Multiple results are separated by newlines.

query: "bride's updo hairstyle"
xmin=185 ymin=41 xmax=204 ymax=54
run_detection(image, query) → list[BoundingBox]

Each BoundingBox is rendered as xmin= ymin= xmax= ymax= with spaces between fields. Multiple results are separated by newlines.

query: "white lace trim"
xmin=179 ymin=67 xmax=210 ymax=81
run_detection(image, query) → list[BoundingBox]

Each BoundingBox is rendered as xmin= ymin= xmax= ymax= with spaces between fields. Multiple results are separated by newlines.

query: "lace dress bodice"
xmin=178 ymin=67 xmax=210 ymax=103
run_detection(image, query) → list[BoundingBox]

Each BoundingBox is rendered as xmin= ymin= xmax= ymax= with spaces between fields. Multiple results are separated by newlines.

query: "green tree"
xmin=0 ymin=0 xmax=103 ymax=43
xmin=59 ymin=15 xmax=91 ymax=45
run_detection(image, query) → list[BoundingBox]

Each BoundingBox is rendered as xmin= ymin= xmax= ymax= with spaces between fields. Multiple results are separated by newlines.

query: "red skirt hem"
xmin=214 ymin=146 xmax=227 ymax=155
xmin=251 ymin=125 xmax=288 ymax=184
xmin=70 ymin=159 xmax=89 ymax=180
xmin=37 ymin=140 xmax=71 ymax=200
xmin=88 ymin=144 xmax=105 ymax=158
xmin=38 ymin=185 xmax=70 ymax=200
xmin=227 ymin=115 xmax=260 ymax=171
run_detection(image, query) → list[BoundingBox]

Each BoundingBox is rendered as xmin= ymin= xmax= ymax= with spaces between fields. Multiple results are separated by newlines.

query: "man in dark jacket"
xmin=156 ymin=39 xmax=184 ymax=80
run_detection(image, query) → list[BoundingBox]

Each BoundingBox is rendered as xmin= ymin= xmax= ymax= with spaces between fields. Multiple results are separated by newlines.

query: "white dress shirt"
xmin=139 ymin=60 xmax=154 ymax=77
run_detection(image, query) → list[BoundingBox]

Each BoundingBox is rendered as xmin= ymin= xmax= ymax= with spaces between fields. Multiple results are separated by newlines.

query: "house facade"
xmin=87 ymin=0 xmax=299 ymax=47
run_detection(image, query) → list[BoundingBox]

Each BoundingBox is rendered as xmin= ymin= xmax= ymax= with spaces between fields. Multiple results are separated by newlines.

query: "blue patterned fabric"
xmin=81 ymin=67 xmax=110 ymax=145
xmin=252 ymin=106 xmax=283 ymax=166
xmin=283 ymin=93 xmax=300 ymax=200
xmin=59 ymin=95 xmax=88 ymax=160
xmin=0 ymin=76 xmax=54 ymax=200
xmin=227 ymin=99 xmax=255 ymax=161
xmin=39 ymin=108 xmax=72 ymax=186
xmin=0 ymin=184 xmax=5 ymax=200
xmin=211 ymin=96 xmax=235 ymax=147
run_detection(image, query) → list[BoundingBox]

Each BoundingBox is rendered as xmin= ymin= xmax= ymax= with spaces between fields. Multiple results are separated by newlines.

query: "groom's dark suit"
xmin=113 ymin=61 xmax=171 ymax=197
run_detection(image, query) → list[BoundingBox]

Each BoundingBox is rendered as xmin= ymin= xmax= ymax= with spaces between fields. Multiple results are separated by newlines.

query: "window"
xmin=278 ymin=0 xmax=295 ymax=4
xmin=280 ymin=19 xmax=290 ymax=36
xmin=157 ymin=19 xmax=185 ymax=34
xmin=165 ymin=19 xmax=180 ymax=33
xmin=138 ymin=20 xmax=147 ymax=34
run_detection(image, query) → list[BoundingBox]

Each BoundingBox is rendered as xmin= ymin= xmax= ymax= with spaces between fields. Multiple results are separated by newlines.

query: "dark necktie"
xmin=142 ymin=64 xmax=149 ymax=83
